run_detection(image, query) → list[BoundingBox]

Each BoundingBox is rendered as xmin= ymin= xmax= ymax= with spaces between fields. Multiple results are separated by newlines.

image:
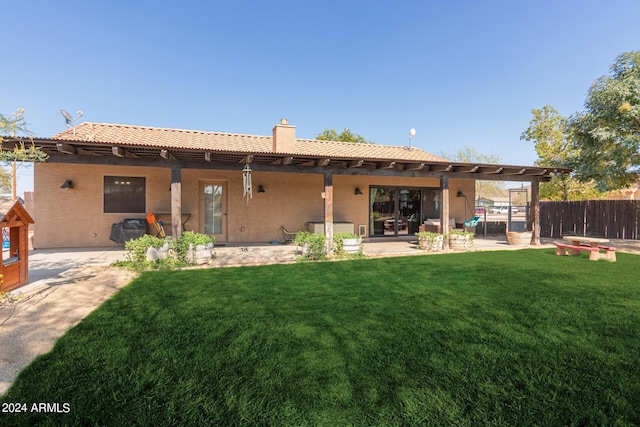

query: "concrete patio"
xmin=18 ymin=235 xmax=640 ymax=282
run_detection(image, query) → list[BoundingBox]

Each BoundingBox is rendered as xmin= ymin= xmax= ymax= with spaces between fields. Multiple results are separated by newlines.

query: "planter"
xmin=449 ymin=234 xmax=473 ymax=251
xmin=342 ymin=237 xmax=363 ymax=254
xmin=187 ymin=243 xmax=214 ymax=265
xmin=418 ymin=235 xmax=444 ymax=252
xmin=145 ymin=243 xmax=170 ymax=261
xmin=507 ymin=231 xmax=532 ymax=247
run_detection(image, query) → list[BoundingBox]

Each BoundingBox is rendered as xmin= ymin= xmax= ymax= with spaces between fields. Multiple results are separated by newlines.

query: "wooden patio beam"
xmin=171 ymin=165 xmax=182 ymax=240
xmin=377 ymin=161 xmax=396 ymax=169
xmin=454 ymin=165 xmax=479 ymax=173
xmin=405 ymin=163 xmax=425 ymax=171
xmin=160 ymin=149 xmax=177 ymax=161
xmin=56 ymin=143 xmax=77 ymax=155
xmin=432 ymin=164 xmax=453 ymax=172
xmin=323 ymin=173 xmax=334 ymax=254
xmin=240 ymin=154 xmax=254 ymax=164
xmin=271 ymin=156 xmax=294 ymax=165
xmin=347 ymin=159 xmax=364 ymax=168
xmin=112 ymin=146 xmax=139 ymax=158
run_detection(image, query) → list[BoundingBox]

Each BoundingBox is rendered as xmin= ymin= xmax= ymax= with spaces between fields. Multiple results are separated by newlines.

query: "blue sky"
xmin=3 ymin=0 xmax=640 ymax=196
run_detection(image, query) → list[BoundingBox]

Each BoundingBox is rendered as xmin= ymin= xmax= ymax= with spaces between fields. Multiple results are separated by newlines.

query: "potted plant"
xmin=334 ymin=232 xmax=363 ymax=254
xmin=448 ymin=230 xmax=474 ymax=251
xmin=177 ymin=231 xmax=216 ymax=265
xmin=415 ymin=231 xmax=444 ymax=252
xmin=506 ymin=230 xmax=533 ymax=246
xmin=293 ymin=231 xmax=327 ymax=261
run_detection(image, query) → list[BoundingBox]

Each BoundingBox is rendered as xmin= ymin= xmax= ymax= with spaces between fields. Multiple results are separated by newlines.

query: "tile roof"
xmin=51 ymin=122 xmax=448 ymax=163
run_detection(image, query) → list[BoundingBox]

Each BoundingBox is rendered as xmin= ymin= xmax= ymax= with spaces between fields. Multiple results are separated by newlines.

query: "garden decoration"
xmin=242 ymin=163 xmax=252 ymax=204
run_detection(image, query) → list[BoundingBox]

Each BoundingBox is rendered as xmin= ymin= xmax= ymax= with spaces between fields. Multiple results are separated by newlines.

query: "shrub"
xmin=174 ymin=231 xmax=215 ymax=262
xmin=294 ymin=231 xmax=327 ymax=261
xmin=333 ymin=232 xmax=365 ymax=259
xmin=448 ymin=229 xmax=474 ymax=243
xmin=123 ymin=234 xmax=167 ymax=265
xmin=415 ymin=231 xmax=444 ymax=251
xmin=114 ymin=232 xmax=215 ymax=271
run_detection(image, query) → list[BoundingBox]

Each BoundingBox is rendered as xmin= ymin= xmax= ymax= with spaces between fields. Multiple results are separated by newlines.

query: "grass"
xmin=2 ymin=249 xmax=640 ymax=426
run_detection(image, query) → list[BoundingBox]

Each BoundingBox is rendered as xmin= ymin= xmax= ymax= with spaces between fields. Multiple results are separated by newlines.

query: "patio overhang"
xmin=4 ymin=130 xmax=571 ymax=248
xmin=4 ymin=137 xmax=571 ymax=182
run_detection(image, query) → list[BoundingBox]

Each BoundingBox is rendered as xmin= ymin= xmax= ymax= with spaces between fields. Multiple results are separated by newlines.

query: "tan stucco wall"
xmin=34 ymin=162 xmax=475 ymax=248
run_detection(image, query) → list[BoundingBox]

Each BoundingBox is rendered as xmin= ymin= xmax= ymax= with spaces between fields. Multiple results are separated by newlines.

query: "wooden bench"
xmin=555 ymin=242 xmax=616 ymax=262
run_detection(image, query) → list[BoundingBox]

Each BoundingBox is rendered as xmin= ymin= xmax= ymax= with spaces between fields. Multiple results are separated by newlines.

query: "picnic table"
xmin=555 ymin=236 xmax=617 ymax=261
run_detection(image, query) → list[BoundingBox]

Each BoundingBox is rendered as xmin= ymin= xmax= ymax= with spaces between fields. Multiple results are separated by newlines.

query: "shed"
xmin=0 ymin=199 xmax=34 ymax=292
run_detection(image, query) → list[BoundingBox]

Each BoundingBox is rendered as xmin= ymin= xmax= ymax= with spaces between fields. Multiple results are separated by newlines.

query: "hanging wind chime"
xmin=242 ymin=163 xmax=253 ymax=205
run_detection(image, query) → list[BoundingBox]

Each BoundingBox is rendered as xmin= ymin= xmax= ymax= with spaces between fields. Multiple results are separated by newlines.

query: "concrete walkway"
xmin=0 ymin=248 xmax=134 ymax=395
xmin=1 ymin=237 xmax=639 ymax=396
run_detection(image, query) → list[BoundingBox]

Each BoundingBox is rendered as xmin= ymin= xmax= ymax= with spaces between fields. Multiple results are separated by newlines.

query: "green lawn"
xmin=2 ymin=249 xmax=640 ymax=426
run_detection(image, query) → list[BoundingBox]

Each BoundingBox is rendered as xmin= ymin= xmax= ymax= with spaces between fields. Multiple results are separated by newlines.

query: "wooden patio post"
xmin=171 ymin=165 xmax=182 ymax=240
xmin=441 ymin=176 xmax=450 ymax=249
xmin=530 ymin=179 xmax=541 ymax=245
xmin=324 ymin=172 xmax=334 ymax=254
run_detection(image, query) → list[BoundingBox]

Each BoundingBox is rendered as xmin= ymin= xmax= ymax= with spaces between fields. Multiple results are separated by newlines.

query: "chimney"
xmin=272 ymin=118 xmax=296 ymax=153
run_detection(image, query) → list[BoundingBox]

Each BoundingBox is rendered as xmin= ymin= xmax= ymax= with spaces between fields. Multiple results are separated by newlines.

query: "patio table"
xmin=562 ymin=236 xmax=609 ymax=250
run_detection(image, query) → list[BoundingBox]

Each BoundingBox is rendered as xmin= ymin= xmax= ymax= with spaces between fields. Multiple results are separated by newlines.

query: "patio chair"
xmin=146 ymin=212 xmax=166 ymax=238
xmin=281 ymin=225 xmax=299 ymax=244
xmin=463 ymin=216 xmax=481 ymax=231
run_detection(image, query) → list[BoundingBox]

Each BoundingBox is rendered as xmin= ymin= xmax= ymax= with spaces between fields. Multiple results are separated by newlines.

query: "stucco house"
xmin=10 ymin=119 xmax=567 ymax=249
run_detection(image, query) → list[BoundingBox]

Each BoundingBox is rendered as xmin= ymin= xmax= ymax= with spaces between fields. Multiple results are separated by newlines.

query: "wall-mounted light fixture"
xmin=456 ymin=191 xmax=465 ymax=198
xmin=61 ymin=180 xmax=73 ymax=189
xmin=258 ymin=185 xmax=266 ymax=193
xmin=354 ymin=187 xmax=363 ymax=195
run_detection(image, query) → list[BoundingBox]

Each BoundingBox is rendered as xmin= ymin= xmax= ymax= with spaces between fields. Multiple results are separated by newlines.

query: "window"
xmin=104 ymin=176 xmax=146 ymax=213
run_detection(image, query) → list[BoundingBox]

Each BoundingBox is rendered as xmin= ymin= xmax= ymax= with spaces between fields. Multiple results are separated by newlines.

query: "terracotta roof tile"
xmin=52 ymin=122 xmax=448 ymax=162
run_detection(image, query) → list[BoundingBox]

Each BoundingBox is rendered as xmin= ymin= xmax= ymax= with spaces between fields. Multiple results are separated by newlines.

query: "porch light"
xmin=258 ymin=185 xmax=265 ymax=193
xmin=61 ymin=180 xmax=73 ymax=189
xmin=354 ymin=187 xmax=363 ymax=195
xmin=456 ymin=191 xmax=465 ymax=198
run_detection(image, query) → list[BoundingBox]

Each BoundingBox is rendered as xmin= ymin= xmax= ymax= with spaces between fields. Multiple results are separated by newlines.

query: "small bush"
xmin=123 ymin=234 xmax=167 ymax=265
xmin=174 ymin=231 xmax=215 ymax=262
xmin=294 ymin=231 xmax=327 ymax=261
xmin=333 ymin=232 xmax=365 ymax=259
xmin=114 ymin=232 xmax=215 ymax=271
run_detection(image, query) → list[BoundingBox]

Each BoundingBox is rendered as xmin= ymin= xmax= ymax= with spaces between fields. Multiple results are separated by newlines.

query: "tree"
xmin=316 ymin=128 xmax=372 ymax=144
xmin=570 ymin=51 xmax=640 ymax=191
xmin=439 ymin=145 xmax=504 ymax=204
xmin=0 ymin=108 xmax=48 ymax=200
xmin=520 ymin=105 xmax=607 ymax=200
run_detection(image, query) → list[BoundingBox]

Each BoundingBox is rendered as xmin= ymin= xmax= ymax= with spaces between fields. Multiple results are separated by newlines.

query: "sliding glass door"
xmin=369 ymin=187 xmax=423 ymax=237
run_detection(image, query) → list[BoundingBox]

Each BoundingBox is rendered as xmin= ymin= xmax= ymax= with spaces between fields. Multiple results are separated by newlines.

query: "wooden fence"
xmin=540 ymin=200 xmax=640 ymax=239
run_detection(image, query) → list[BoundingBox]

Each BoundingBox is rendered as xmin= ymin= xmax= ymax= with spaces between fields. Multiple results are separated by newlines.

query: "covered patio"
xmin=6 ymin=119 xmax=570 ymax=249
